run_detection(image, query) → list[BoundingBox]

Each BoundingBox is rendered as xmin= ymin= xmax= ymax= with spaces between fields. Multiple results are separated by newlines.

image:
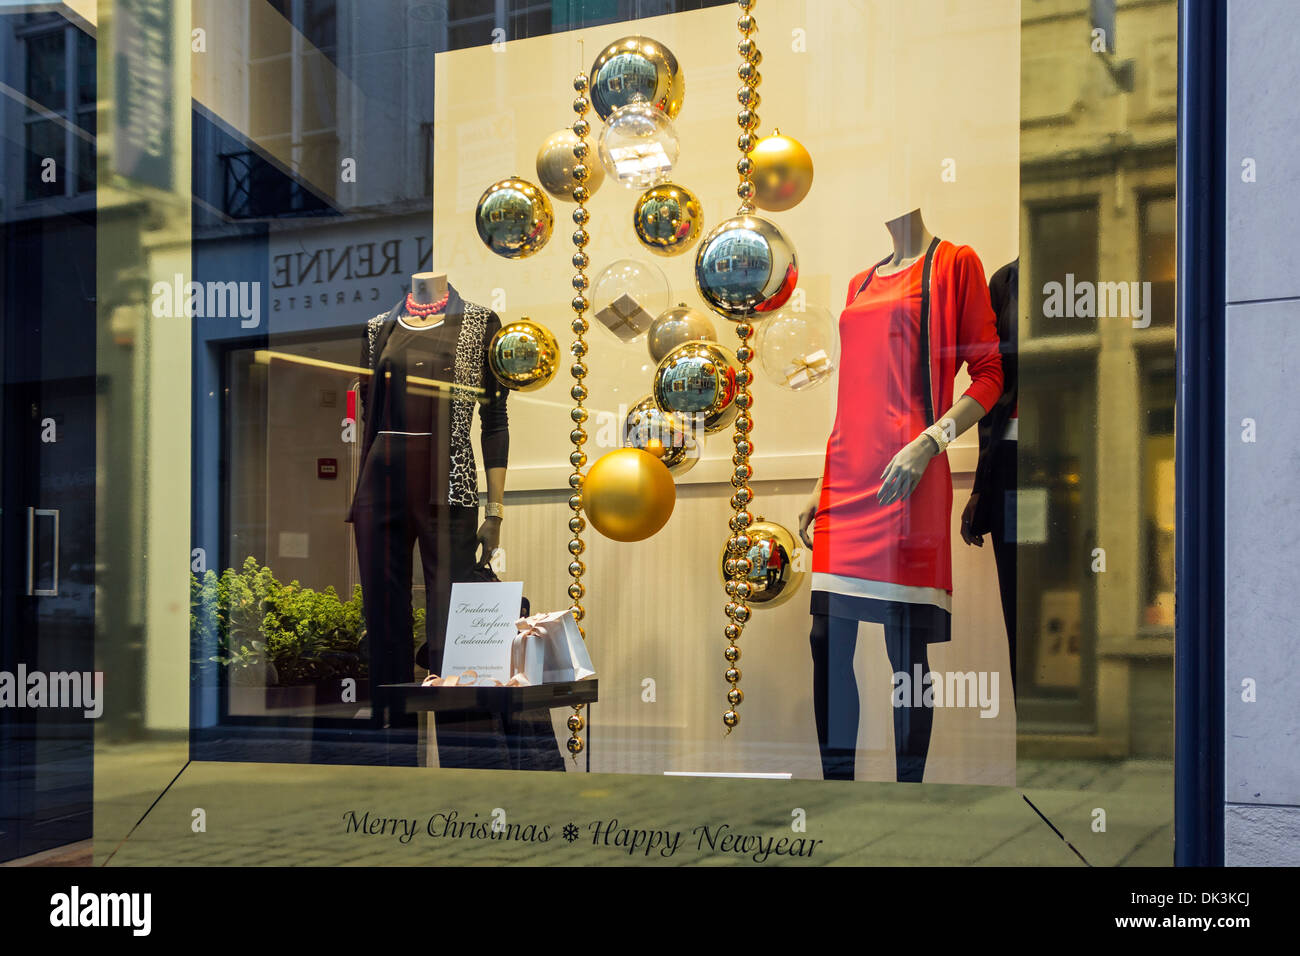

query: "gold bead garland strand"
xmin=722 ymin=0 xmax=763 ymax=734
xmin=565 ymin=71 xmax=594 ymax=760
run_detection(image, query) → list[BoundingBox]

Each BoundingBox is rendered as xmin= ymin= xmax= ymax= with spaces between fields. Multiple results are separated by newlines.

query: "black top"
xmin=380 ymin=321 xmax=445 ymax=435
xmin=347 ymin=286 xmax=508 ymax=519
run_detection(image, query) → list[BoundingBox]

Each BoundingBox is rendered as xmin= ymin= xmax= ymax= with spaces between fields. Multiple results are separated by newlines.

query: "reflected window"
xmin=21 ymin=23 xmax=95 ymax=200
xmin=1140 ymin=194 xmax=1176 ymax=329
xmin=1030 ymin=203 xmax=1100 ymax=338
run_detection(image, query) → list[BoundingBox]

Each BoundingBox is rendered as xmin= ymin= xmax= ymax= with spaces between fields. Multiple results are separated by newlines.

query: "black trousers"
xmin=809 ymin=611 xmax=936 ymax=783
xmin=352 ymin=434 xmax=562 ymax=771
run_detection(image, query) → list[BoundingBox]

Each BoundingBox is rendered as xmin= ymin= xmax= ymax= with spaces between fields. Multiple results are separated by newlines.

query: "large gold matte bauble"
xmin=475 ymin=177 xmax=553 ymax=258
xmin=589 ymin=36 xmax=684 ymax=121
xmin=488 ymin=318 xmax=560 ymax=391
xmin=647 ymin=303 xmax=716 ymax=364
xmin=750 ymin=131 xmax=814 ymax=212
xmin=695 ymin=214 xmax=798 ymax=320
xmin=718 ymin=518 xmax=804 ymax=609
xmin=536 ymin=129 xmax=605 ymax=202
xmin=633 ymin=182 xmax=704 ymax=257
xmin=624 ymin=395 xmax=701 ymax=478
xmin=583 ymin=448 xmax=676 ymax=542
xmin=652 ymin=340 xmax=739 ymax=434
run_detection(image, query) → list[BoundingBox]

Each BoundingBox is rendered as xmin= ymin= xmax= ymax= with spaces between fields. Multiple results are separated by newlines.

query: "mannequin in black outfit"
xmin=961 ymin=259 xmax=1018 ymax=695
xmin=346 ymin=277 xmax=561 ymax=770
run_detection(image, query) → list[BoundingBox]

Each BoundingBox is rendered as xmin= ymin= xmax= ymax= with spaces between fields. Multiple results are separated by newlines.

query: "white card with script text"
xmin=439 ymin=581 xmax=524 ymax=682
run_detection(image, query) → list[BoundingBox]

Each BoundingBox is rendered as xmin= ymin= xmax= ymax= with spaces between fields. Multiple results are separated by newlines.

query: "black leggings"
xmin=809 ymin=612 xmax=935 ymax=783
xmin=351 ymin=434 xmax=562 ymax=771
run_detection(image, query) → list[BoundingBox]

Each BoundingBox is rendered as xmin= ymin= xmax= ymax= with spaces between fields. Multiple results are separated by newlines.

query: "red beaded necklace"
xmin=405 ymin=290 xmax=449 ymax=318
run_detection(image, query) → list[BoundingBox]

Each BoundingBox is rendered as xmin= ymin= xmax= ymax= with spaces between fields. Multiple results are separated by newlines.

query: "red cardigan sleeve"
xmin=953 ymin=245 xmax=1004 ymax=413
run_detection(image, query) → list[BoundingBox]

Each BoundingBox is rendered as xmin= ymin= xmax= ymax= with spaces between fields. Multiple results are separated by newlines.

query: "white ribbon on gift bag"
xmin=511 ymin=610 xmax=596 ymax=684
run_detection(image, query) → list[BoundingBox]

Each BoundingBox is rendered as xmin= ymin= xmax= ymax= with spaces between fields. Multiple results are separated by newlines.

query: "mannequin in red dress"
xmin=796 ymin=208 xmax=1004 ymax=782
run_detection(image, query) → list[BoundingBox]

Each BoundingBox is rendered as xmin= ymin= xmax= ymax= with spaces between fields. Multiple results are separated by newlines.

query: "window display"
xmin=46 ymin=0 xmax=1184 ymax=869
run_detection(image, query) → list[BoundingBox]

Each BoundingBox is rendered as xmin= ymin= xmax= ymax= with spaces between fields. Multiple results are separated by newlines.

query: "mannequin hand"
xmin=475 ymin=516 xmax=502 ymax=567
xmin=878 ymin=434 xmax=939 ymax=506
xmin=797 ymin=494 xmax=819 ymax=549
xmin=960 ymin=493 xmax=984 ymax=547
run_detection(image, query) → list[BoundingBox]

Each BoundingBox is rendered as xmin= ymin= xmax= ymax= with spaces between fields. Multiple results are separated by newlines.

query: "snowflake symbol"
xmin=562 ymin=823 xmax=580 ymax=843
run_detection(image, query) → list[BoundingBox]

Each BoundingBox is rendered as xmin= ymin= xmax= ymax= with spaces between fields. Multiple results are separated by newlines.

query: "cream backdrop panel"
xmin=433 ymin=1 xmax=1020 ymax=784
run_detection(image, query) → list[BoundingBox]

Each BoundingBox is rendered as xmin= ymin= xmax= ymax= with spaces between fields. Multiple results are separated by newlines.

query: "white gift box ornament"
xmin=781 ymin=348 xmax=832 ymax=389
xmin=510 ymin=610 xmax=596 ymax=685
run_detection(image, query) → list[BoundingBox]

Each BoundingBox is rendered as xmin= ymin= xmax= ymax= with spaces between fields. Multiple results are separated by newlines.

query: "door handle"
xmin=26 ymin=506 xmax=59 ymax=597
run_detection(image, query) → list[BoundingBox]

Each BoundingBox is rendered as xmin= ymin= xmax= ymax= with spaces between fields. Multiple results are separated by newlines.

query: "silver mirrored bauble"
xmin=694 ymin=214 xmax=798 ymax=320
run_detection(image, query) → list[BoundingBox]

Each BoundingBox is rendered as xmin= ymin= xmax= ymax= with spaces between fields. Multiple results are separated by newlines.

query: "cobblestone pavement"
xmin=93 ymin=741 xmax=1173 ymax=867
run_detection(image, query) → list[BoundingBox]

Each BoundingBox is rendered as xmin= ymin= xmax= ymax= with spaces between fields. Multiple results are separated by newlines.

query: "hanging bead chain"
xmin=564 ymin=72 xmax=594 ymax=760
xmin=722 ymin=0 xmax=763 ymax=734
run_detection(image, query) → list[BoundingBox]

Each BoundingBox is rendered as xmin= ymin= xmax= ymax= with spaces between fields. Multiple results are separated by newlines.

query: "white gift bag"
xmin=511 ymin=610 xmax=596 ymax=684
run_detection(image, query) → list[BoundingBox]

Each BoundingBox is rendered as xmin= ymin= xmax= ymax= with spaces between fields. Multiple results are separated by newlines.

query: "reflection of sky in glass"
xmin=700 ymin=229 xmax=774 ymax=303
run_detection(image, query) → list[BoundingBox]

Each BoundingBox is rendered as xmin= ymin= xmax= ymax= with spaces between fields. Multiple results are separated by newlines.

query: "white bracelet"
xmin=484 ymin=502 xmax=505 ymax=519
xmin=922 ymin=422 xmax=952 ymax=454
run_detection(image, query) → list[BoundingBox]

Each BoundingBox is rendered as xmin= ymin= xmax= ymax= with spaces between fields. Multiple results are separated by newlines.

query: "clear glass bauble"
xmin=754 ymin=304 xmax=839 ymax=392
xmin=590 ymin=258 xmax=672 ymax=344
xmin=598 ymin=98 xmax=681 ymax=190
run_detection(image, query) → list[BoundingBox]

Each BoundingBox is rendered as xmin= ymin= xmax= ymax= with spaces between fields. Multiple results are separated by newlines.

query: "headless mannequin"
xmin=407 ymin=271 xmax=449 ymax=320
xmin=406 ymin=271 xmax=505 ymax=562
xmin=797 ymin=208 xmax=986 ymax=783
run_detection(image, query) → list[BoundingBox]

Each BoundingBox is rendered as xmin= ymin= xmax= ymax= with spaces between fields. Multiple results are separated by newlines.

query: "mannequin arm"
xmin=476 ymin=466 xmax=506 ymax=563
xmin=798 ymin=476 xmax=823 ymax=548
xmin=878 ymin=394 xmax=987 ymax=506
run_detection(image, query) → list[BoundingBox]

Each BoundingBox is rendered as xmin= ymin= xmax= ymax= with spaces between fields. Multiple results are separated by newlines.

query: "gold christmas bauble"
xmin=536 ymin=129 xmax=605 ymax=202
xmin=583 ymin=448 xmax=676 ymax=542
xmin=475 ymin=177 xmax=553 ymax=259
xmin=750 ymin=131 xmax=814 ymax=212
xmin=488 ymin=318 xmax=560 ymax=391
xmin=653 ymin=340 xmax=739 ymax=434
xmin=589 ymin=36 xmax=685 ymax=121
xmin=647 ymin=303 xmax=716 ymax=364
xmin=717 ymin=518 xmax=804 ymax=609
xmin=633 ymin=183 xmax=704 ymax=257
xmin=624 ymin=395 xmax=701 ymax=477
